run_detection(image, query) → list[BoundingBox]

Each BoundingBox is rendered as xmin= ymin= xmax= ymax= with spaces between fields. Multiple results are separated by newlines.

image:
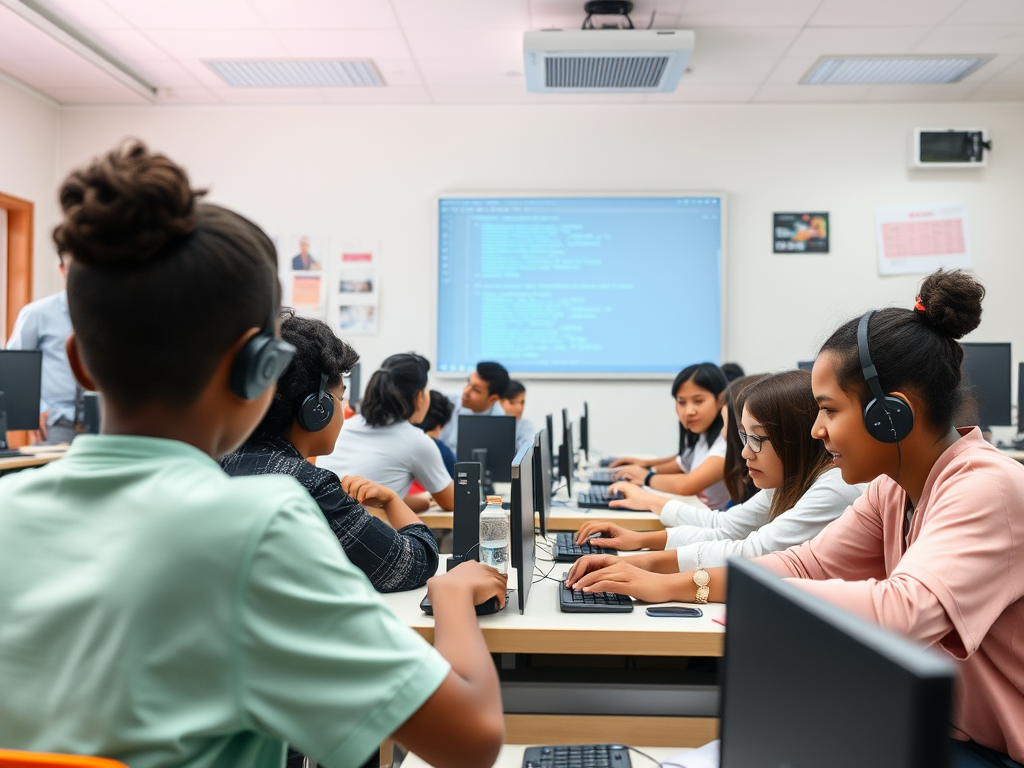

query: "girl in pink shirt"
xmin=568 ymin=269 xmax=1024 ymax=767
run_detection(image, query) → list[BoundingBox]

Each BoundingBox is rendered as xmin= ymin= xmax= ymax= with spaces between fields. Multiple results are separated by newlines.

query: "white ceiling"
xmin=1 ymin=0 xmax=1023 ymax=106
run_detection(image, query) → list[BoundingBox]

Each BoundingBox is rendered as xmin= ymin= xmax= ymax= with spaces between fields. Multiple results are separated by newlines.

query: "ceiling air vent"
xmin=524 ymin=30 xmax=694 ymax=93
xmin=801 ymin=56 xmax=990 ymax=85
xmin=204 ymin=60 xmax=384 ymax=87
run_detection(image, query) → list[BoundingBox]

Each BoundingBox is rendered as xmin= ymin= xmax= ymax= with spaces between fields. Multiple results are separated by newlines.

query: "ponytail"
xmin=361 ymin=353 xmax=429 ymax=427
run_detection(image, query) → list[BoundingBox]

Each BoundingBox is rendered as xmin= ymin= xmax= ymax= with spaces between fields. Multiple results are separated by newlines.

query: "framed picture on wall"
xmin=774 ymin=212 xmax=829 ymax=253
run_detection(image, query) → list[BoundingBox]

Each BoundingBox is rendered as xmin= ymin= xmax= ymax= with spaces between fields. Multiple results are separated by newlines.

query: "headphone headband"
xmin=857 ymin=310 xmax=914 ymax=444
xmin=857 ymin=311 xmax=888 ymax=406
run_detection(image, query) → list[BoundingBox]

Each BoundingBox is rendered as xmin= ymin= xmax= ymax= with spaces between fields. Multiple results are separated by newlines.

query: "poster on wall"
xmin=331 ymin=247 xmax=379 ymax=335
xmin=875 ymin=203 xmax=971 ymax=276
xmin=276 ymin=232 xmax=329 ymax=318
xmin=773 ymin=212 xmax=829 ymax=253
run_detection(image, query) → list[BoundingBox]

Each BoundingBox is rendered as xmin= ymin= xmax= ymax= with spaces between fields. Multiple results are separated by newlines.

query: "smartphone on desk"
xmin=646 ymin=606 xmax=703 ymax=618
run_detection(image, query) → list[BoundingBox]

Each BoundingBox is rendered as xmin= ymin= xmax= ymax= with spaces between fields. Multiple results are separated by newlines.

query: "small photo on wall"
xmin=338 ymin=304 xmax=377 ymax=335
xmin=774 ymin=213 xmax=829 ymax=253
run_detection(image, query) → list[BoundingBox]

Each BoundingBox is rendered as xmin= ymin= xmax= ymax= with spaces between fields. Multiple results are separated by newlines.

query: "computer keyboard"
xmin=559 ymin=574 xmax=634 ymax=613
xmin=577 ymin=489 xmax=626 ymax=509
xmin=523 ymin=745 xmax=631 ymax=768
xmin=553 ymin=532 xmax=617 ymax=562
xmin=587 ymin=468 xmax=618 ymax=484
xmin=0 ymin=449 xmax=23 ymax=459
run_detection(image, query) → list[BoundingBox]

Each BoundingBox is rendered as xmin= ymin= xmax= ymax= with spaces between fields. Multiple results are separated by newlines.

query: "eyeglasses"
xmin=737 ymin=430 xmax=770 ymax=454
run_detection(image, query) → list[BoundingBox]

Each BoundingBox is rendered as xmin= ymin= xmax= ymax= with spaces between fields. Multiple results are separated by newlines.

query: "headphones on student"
xmin=229 ymin=308 xmax=297 ymax=400
xmin=857 ymin=310 xmax=914 ymax=443
xmin=297 ymin=373 xmax=335 ymax=432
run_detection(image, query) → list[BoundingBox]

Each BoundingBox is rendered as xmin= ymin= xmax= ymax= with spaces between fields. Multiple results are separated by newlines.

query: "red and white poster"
xmin=875 ymin=202 xmax=971 ymax=276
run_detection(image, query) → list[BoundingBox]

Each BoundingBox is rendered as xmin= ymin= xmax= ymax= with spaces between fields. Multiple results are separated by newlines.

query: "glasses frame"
xmin=737 ymin=429 xmax=770 ymax=454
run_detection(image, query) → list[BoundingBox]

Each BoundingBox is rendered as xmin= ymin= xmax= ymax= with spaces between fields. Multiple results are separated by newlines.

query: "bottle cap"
xmin=486 ymin=495 xmax=503 ymax=505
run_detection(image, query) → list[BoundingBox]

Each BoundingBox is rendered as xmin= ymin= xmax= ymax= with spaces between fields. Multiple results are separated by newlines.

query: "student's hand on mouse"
xmin=606 ymin=482 xmax=659 ymax=510
xmin=574 ymin=522 xmax=644 ymax=551
xmin=429 ymin=560 xmax=508 ymax=608
xmin=565 ymin=554 xmax=621 ymax=587
xmin=341 ymin=476 xmax=397 ymax=509
xmin=610 ymin=456 xmax=644 ymax=468
xmin=570 ymin=561 xmax=677 ymax=603
xmin=613 ymin=464 xmax=648 ymax=484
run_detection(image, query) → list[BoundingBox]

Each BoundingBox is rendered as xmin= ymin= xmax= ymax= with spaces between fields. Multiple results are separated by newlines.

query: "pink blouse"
xmin=759 ymin=428 xmax=1024 ymax=762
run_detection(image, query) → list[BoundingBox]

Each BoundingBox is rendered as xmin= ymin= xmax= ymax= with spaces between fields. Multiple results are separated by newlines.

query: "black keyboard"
xmin=553 ymin=532 xmax=617 ymax=562
xmin=587 ymin=469 xmax=618 ymax=484
xmin=524 ymin=745 xmax=631 ymax=768
xmin=0 ymin=449 xmax=23 ymax=458
xmin=559 ymin=574 xmax=633 ymax=613
xmin=577 ymin=489 xmax=625 ymax=509
xmin=598 ymin=458 xmax=618 ymax=467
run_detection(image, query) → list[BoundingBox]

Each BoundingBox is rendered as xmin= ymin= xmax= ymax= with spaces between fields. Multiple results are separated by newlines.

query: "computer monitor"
xmin=0 ymin=350 xmax=43 ymax=431
xmin=1018 ymin=362 xmax=1024 ymax=434
xmin=797 ymin=360 xmax=815 ymax=371
xmin=533 ymin=428 xmax=553 ymax=537
xmin=557 ymin=422 xmax=574 ymax=498
xmin=961 ymin=342 xmax=1012 ymax=427
xmin=346 ymin=362 xmax=361 ymax=410
xmin=82 ymin=392 xmax=101 ymax=435
xmin=720 ymin=558 xmax=955 ymax=768
xmin=457 ymin=414 xmax=517 ymax=484
xmin=545 ymin=413 xmax=556 ymax=471
xmin=579 ymin=402 xmax=590 ymax=461
xmin=510 ymin=441 xmax=535 ymax=615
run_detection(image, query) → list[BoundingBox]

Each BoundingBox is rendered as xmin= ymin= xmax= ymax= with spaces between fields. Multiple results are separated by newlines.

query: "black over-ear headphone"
xmin=297 ymin=373 xmax=335 ymax=432
xmin=857 ymin=311 xmax=914 ymax=443
xmin=229 ymin=309 xmax=296 ymax=400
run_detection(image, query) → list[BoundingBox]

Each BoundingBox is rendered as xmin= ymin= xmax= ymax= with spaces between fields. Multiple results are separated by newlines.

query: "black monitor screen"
xmin=533 ymin=429 xmax=553 ymax=537
xmin=961 ymin=342 xmax=1011 ymax=427
xmin=546 ymin=413 xmax=556 ymax=470
xmin=457 ymin=414 xmax=517 ymax=483
xmin=580 ymin=401 xmax=590 ymax=459
xmin=720 ymin=559 xmax=955 ymax=768
xmin=510 ymin=441 xmax=535 ymax=614
xmin=0 ymin=350 xmax=43 ymax=430
xmin=1019 ymin=362 xmax=1024 ymax=433
xmin=558 ymin=422 xmax=574 ymax=497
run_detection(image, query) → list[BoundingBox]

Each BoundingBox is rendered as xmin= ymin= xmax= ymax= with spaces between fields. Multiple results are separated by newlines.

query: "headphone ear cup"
xmin=297 ymin=391 xmax=334 ymax=432
xmin=230 ymin=334 xmax=296 ymax=400
xmin=863 ymin=395 xmax=914 ymax=443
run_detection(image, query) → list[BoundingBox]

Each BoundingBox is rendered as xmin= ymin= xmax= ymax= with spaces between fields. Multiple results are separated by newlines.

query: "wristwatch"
xmin=693 ymin=569 xmax=710 ymax=604
xmin=644 ymin=468 xmax=657 ymax=486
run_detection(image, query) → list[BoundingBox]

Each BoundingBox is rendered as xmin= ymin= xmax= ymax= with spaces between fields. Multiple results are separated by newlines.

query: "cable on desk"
xmin=623 ymin=746 xmax=689 ymax=768
xmin=533 ymin=556 xmax=561 ymax=584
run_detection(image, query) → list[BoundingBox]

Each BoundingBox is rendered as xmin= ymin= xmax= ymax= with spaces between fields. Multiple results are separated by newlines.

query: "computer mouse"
xmin=419 ymin=591 xmax=510 ymax=616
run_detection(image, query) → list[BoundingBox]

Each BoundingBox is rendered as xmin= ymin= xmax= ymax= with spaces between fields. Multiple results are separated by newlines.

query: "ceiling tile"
xmin=0 ymin=5 xmax=69 ymax=60
xmin=765 ymin=56 xmax=818 ymax=83
xmin=860 ymin=82 xmax=981 ymax=101
xmin=102 ymin=0 xmax=267 ymax=30
xmin=155 ymin=86 xmax=221 ymax=103
xmin=132 ymin=60 xmax=203 ymax=88
xmin=274 ymin=29 xmax=411 ymax=58
xmin=692 ymin=27 xmax=802 ymax=57
xmin=246 ymin=0 xmax=399 ymax=29
xmin=370 ymin=58 xmax=422 ymax=86
xmin=86 ymin=28 xmax=173 ymax=61
xmin=417 ymin=57 xmax=525 ymax=86
xmin=392 ymin=0 xmax=529 ymax=29
xmin=991 ymin=55 xmax=1024 ymax=80
xmin=428 ymin=84 xmax=539 ymax=103
xmin=144 ymin=29 xmax=287 ymax=58
xmin=535 ymin=92 xmax=647 ymax=103
xmin=753 ymin=83 xmax=873 ymax=101
xmin=319 ymin=85 xmax=432 ymax=103
xmin=944 ymin=0 xmax=1024 ymax=26
xmin=647 ymin=83 xmax=759 ymax=101
xmin=810 ymin=0 xmax=964 ymax=27
xmin=0 ymin=46 xmax=119 ymax=86
xmin=404 ymin=28 xmax=524 ymax=59
xmin=528 ymin=0 xmax=685 ymax=30
xmin=787 ymin=26 xmax=932 ymax=57
xmin=34 ymin=0 xmax=133 ymax=30
xmin=968 ymin=80 xmax=1024 ymax=98
xmin=45 ymin=86 xmax=150 ymax=104
xmin=679 ymin=0 xmax=821 ymax=28
xmin=682 ymin=55 xmax=777 ymax=83
xmin=207 ymin=86 xmax=327 ymax=103
xmin=913 ymin=25 xmax=1024 ymax=55
xmin=958 ymin=54 xmax=1019 ymax=82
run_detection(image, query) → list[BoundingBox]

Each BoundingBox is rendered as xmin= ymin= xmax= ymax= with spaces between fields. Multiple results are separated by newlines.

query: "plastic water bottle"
xmin=478 ymin=495 xmax=509 ymax=574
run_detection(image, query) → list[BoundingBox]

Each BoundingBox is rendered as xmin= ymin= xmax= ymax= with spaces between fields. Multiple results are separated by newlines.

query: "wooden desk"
xmin=1000 ymin=448 xmax=1024 ymax=464
xmin=402 ymin=745 xmax=693 ymax=768
xmin=0 ymin=446 xmax=68 ymax=476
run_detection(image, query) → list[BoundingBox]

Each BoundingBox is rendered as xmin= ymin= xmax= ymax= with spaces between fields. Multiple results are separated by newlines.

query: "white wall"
xmin=0 ymin=76 xmax=61 ymax=311
xmin=55 ymin=101 xmax=1024 ymax=453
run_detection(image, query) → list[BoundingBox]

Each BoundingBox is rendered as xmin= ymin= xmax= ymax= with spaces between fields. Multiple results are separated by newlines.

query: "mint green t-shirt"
xmin=0 ymin=436 xmax=449 ymax=768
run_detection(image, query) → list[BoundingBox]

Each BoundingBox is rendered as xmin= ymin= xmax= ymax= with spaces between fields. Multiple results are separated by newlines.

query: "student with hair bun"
xmin=0 ymin=141 xmax=505 ymax=768
xmin=319 ymin=353 xmax=456 ymax=511
xmin=220 ymin=310 xmax=440 ymax=594
xmin=569 ymin=270 xmax=1024 ymax=768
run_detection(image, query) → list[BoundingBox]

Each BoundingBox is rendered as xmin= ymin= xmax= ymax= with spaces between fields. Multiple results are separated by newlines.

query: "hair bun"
xmin=53 ymin=139 xmax=203 ymax=268
xmin=916 ymin=268 xmax=984 ymax=340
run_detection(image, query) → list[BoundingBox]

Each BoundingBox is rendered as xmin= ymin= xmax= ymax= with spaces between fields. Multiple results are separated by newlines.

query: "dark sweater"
xmin=219 ymin=433 xmax=438 ymax=593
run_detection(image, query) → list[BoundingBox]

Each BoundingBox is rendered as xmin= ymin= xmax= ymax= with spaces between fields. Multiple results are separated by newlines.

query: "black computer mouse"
xmin=419 ymin=591 xmax=510 ymax=616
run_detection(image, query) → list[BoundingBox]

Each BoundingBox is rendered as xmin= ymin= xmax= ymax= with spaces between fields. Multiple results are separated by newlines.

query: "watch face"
xmin=693 ymin=569 xmax=710 ymax=587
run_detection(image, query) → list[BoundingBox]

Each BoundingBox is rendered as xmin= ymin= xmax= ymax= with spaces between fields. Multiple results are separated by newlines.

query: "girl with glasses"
xmin=573 ymin=370 xmax=864 ymax=571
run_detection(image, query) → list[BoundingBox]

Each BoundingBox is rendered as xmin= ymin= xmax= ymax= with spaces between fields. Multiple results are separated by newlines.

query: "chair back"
xmin=0 ymin=751 xmax=128 ymax=768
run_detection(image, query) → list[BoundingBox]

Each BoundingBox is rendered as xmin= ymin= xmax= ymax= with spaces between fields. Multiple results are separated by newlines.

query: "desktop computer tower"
xmin=450 ymin=461 xmax=483 ymax=570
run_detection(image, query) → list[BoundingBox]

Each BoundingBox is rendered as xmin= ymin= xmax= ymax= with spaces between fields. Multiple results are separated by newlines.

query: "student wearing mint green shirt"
xmin=0 ymin=141 xmax=506 ymax=768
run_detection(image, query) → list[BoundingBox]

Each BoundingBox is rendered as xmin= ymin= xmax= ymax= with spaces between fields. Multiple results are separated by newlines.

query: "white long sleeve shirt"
xmin=659 ymin=467 xmax=866 ymax=570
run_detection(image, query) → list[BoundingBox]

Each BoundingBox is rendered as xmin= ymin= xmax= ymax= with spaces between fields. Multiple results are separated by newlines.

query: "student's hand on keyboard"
xmin=565 ymin=554 xmax=621 ymax=588
xmin=574 ymin=522 xmax=643 ymax=551
xmin=612 ymin=464 xmax=647 ymax=484
xmin=609 ymin=456 xmax=645 ymax=468
xmin=567 ymin=560 xmax=679 ymax=603
xmin=341 ymin=475 xmax=397 ymax=509
xmin=428 ymin=560 xmax=509 ymax=609
xmin=605 ymin=482 xmax=660 ymax=511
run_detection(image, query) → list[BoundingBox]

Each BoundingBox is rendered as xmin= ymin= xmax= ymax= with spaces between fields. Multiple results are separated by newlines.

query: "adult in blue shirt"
xmin=6 ymin=254 xmax=79 ymax=444
xmin=439 ymin=361 xmax=533 ymax=454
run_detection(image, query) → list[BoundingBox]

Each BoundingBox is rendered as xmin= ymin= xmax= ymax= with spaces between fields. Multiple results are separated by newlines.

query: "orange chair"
xmin=0 ymin=751 xmax=127 ymax=768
